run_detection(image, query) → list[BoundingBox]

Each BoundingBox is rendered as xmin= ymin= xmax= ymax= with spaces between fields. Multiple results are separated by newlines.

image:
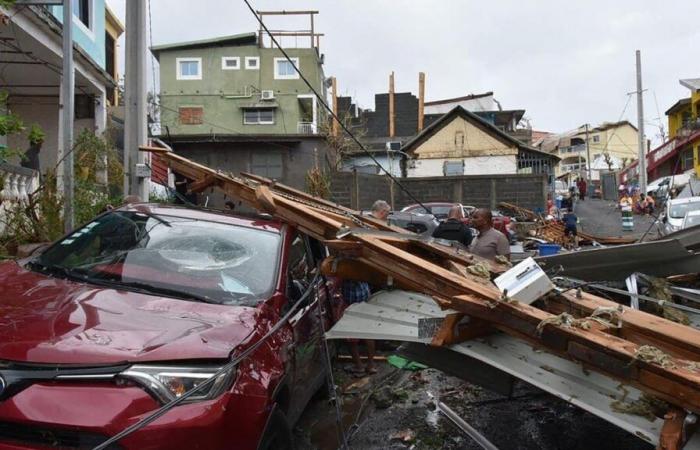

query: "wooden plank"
xmin=187 ymin=174 xmax=218 ymax=194
xmin=145 ymin=147 xmax=700 ymax=414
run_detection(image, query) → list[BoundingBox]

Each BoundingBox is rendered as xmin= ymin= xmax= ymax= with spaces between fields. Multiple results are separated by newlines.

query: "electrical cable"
xmin=92 ymin=271 xmax=322 ymax=450
xmin=241 ymin=0 xmax=429 ymax=213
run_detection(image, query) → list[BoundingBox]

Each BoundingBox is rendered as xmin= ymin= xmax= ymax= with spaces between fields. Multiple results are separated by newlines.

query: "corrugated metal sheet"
xmin=327 ymin=290 xmax=700 ymax=448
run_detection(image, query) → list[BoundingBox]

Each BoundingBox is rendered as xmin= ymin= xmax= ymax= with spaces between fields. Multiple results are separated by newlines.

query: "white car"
xmin=664 ymin=196 xmax=700 ymax=234
xmin=682 ymin=210 xmax=700 ymax=230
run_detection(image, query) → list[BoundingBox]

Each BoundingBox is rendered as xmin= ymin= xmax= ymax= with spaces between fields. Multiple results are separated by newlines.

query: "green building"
xmin=151 ymin=32 xmax=326 ymax=136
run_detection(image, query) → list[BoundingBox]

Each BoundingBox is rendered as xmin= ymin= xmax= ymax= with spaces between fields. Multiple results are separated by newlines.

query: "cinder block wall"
xmin=330 ymin=172 xmax=547 ymax=211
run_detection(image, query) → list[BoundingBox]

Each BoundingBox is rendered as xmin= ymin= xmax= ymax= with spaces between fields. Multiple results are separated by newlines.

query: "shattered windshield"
xmin=670 ymin=201 xmax=700 ymax=219
xmin=33 ymin=211 xmax=280 ymax=305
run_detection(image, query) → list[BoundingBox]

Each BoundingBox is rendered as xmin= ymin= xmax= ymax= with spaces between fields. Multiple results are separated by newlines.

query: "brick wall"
xmin=330 ymin=171 xmax=547 ymax=211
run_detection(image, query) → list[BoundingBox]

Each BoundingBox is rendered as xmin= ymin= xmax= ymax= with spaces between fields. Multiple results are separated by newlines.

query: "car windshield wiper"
xmin=26 ymin=261 xmax=90 ymax=282
xmin=98 ymin=279 xmax=216 ymax=304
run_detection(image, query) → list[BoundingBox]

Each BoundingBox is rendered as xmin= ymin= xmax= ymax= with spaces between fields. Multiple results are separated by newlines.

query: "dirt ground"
xmin=295 ymin=348 xmax=654 ymax=450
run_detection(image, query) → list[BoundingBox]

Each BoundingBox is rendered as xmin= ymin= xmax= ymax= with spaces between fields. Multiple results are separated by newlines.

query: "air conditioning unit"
xmin=261 ymin=90 xmax=275 ymax=100
xmin=386 ymin=141 xmax=401 ymax=151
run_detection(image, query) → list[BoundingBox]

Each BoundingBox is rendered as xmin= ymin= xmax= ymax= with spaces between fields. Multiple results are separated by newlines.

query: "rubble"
xmin=146 ymin=146 xmax=700 ymax=449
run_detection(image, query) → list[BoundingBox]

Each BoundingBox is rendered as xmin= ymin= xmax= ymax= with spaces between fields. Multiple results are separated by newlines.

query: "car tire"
xmin=259 ymin=407 xmax=294 ymax=450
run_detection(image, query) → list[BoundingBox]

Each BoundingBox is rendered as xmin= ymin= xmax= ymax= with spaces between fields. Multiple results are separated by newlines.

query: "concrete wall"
xmin=408 ymin=155 xmax=516 ymax=177
xmin=50 ymin=0 xmax=107 ymax=68
xmin=341 ymin=154 xmax=403 ymax=178
xmin=170 ymin=136 xmax=330 ymax=206
xmin=6 ymin=97 xmax=95 ymax=173
xmin=412 ymin=116 xmax=517 ymax=159
xmin=331 ymin=171 xmax=547 ymax=211
xmin=159 ymin=45 xmax=325 ymax=136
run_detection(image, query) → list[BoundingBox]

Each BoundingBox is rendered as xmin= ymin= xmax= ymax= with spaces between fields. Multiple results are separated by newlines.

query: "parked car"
xmin=401 ymin=202 xmax=510 ymax=236
xmin=0 ymin=204 xmax=337 ymax=450
xmin=663 ymin=196 xmax=700 ymax=234
xmin=388 ymin=210 xmax=440 ymax=235
xmin=400 ymin=202 xmax=475 ymax=220
xmin=682 ymin=210 xmax=700 ymax=230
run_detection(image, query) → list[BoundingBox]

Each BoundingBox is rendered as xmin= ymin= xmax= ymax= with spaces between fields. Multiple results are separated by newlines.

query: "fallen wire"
xmin=92 ymin=272 xmax=323 ymax=450
xmin=345 ymin=367 xmax=403 ymax=443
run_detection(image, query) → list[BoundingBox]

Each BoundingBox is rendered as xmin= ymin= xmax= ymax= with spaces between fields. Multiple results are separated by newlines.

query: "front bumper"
xmin=0 ymin=381 xmax=270 ymax=450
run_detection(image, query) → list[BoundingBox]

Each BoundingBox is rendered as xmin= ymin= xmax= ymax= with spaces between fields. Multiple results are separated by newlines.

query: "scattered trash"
xmin=387 ymin=355 xmax=428 ymax=371
xmin=610 ymin=385 xmax=668 ymax=422
xmin=389 ymin=429 xmax=416 ymax=443
xmin=467 ymin=263 xmax=491 ymax=279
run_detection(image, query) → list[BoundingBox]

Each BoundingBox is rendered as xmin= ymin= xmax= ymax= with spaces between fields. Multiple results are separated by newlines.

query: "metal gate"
xmin=601 ymin=172 xmax=618 ymax=201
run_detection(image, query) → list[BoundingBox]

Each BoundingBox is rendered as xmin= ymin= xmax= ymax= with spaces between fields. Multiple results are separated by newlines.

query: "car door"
xmin=285 ymin=232 xmax=326 ymax=421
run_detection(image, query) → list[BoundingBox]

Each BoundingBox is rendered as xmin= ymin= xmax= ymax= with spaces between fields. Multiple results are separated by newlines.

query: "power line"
xmin=241 ymin=0 xmax=428 ymax=211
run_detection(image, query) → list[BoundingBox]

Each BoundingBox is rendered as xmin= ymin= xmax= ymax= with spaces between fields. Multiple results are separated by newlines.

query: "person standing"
xmin=577 ymin=178 xmax=587 ymax=201
xmin=469 ymin=208 xmax=510 ymax=261
xmin=432 ymin=205 xmax=473 ymax=247
xmin=370 ymin=199 xmax=391 ymax=222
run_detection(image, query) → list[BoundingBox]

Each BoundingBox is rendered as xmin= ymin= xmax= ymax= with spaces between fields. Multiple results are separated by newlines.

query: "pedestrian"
xmin=370 ymin=199 xmax=391 ymax=222
xmin=643 ymin=194 xmax=655 ymax=215
xmin=340 ymin=279 xmax=377 ymax=375
xmin=577 ymin=178 xmax=587 ymax=201
xmin=562 ymin=208 xmax=578 ymax=248
xmin=432 ymin=205 xmax=473 ymax=247
xmin=469 ymin=208 xmax=511 ymax=261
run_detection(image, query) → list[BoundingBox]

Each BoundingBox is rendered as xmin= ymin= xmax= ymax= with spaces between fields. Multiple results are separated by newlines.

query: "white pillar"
xmin=95 ymin=88 xmax=108 ymax=185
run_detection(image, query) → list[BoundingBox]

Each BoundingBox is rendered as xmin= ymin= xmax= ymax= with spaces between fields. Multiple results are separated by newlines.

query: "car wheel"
xmin=259 ymin=408 xmax=294 ymax=450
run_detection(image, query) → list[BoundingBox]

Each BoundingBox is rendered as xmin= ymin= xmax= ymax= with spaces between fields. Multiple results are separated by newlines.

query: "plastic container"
xmin=538 ymin=244 xmax=561 ymax=256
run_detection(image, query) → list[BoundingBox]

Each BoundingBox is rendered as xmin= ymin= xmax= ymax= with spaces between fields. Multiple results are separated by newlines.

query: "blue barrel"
xmin=539 ymin=244 xmax=561 ymax=256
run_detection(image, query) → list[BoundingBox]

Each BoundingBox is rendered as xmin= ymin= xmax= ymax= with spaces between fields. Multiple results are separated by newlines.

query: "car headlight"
xmin=119 ymin=365 xmax=235 ymax=404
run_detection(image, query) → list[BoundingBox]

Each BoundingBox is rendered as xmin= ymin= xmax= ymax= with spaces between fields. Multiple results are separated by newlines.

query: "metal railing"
xmin=297 ymin=122 xmax=316 ymax=134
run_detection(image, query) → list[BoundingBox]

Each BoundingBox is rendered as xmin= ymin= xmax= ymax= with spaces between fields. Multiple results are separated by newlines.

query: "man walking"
xmin=469 ymin=209 xmax=510 ymax=261
xmin=577 ymin=178 xmax=587 ymax=201
xmin=432 ymin=205 xmax=473 ymax=247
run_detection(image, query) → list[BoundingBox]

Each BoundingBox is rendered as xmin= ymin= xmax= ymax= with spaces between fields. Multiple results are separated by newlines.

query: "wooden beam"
xmin=389 ymin=71 xmax=395 ymax=138
xmin=331 ymin=77 xmax=339 ymax=137
xmin=418 ymin=72 xmax=425 ymax=132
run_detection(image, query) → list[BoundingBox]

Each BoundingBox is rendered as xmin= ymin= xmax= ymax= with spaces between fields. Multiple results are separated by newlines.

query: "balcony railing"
xmin=297 ymin=122 xmax=316 ymax=134
xmin=559 ymin=144 xmax=587 ymax=154
xmin=0 ymin=163 xmax=40 ymax=234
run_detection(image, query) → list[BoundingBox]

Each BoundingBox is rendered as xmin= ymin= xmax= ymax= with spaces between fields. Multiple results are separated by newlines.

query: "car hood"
xmin=0 ymin=262 xmax=260 ymax=364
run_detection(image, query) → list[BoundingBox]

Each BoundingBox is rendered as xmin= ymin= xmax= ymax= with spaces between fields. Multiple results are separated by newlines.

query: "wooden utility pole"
xmin=331 ymin=77 xmax=339 ymax=136
xmin=585 ymin=123 xmax=591 ymax=180
xmin=418 ymin=72 xmax=425 ymax=132
xmin=389 ymin=72 xmax=395 ymax=138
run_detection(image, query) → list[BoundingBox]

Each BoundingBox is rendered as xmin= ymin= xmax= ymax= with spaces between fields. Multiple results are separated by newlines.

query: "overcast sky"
xmin=107 ymin=0 xmax=700 ymax=144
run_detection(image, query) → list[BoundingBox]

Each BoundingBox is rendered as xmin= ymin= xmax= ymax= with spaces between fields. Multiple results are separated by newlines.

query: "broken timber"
xmin=143 ymin=145 xmax=700 ymax=418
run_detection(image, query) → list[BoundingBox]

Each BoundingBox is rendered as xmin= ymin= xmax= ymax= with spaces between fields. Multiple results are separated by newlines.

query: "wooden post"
xmin=389 ymin=72 xmax=395 ymax=138
xmin=331 ymin=77 xmax=339 ymax=137
xmin=310 ymin=13 xmax=315 ymax=48
xmin=418 ymin=72 xmax=425 ymax=132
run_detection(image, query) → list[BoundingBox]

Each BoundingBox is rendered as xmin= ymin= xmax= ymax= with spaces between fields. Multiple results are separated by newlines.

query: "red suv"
xmin=401 ymin=202 xmax=511 ymax=235
xmin=0 ymin=204 xmax=336 ymax=449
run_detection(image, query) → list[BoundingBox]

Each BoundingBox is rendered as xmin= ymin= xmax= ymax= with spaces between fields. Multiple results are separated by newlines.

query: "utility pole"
xmin=61 ymin=0 xmax=75 ymax=232
xmin=585 ymin=123 xmax=591 ymax=180
xmin=417 ymin=72 xmax=425 ymax=132
xmin=124 ymin=0 xmax=149 ymax=199
xmin=635 ymin=50 xmax=647 ymax=194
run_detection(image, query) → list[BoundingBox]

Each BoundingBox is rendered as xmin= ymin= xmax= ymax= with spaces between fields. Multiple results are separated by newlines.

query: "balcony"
xmin=559 ymin=144 xmax=587 ymax=154
xmin=297 ymin=122 xmax=317 ymax=134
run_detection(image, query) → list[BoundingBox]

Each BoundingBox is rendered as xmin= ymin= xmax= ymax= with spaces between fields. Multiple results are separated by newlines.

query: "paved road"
xmin=573 ymin=198 xmax=661 ymax=240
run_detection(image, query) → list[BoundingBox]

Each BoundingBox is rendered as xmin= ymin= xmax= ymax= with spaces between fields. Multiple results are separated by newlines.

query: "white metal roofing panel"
xmin=327 ymin=290 xmax=700 ymax=448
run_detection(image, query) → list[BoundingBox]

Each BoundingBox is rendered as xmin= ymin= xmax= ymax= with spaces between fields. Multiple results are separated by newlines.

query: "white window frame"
xmin=592 ymin=135 xmax=601 ymax=143
xmin=245 ymin=56 xmax=260 ymax=70
xmin=221 ymin=57 xmax=240 ymax=70
xmin=71 ymin=0 xmax=95 ymax=39
xmin=274 ymin=57 xmax=299 ymax=80
xmin=243 ymin=108 xmax=275 ymax=125
xmin=176 ymin=57 xmax=202 ymax=80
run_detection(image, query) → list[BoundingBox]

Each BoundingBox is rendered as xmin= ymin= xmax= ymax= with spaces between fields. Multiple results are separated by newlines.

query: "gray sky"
xmin=108 ymin=0 xmax=700 ymax=145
